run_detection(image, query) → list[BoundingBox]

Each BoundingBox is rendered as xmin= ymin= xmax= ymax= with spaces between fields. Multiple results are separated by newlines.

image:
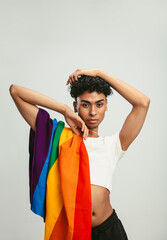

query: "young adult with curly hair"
xmin=10 ymin=68 xmax=150 ymax=240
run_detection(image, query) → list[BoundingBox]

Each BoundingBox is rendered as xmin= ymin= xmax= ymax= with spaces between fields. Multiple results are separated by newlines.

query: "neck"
xmin=88 ymin=128 xmax=99 ymax=138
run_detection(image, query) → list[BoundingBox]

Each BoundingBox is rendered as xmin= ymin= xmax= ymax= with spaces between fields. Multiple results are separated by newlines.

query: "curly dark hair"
xmin=69 ymin=75 xmax=113 ymax=100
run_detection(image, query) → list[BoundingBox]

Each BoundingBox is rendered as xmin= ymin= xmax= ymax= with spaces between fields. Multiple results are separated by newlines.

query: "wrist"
xmin=63 ymin=105 xmax=70 ymax=116
xmin=96 ymin=69 xmax=104 ymax=78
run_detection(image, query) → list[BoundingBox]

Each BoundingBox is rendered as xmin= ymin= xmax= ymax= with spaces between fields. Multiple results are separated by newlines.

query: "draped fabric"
xmin=29 ymin=108 xmax=92 ymax=240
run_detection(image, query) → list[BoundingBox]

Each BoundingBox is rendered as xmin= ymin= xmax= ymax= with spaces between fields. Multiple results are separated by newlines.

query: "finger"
xmin=81 ymin=121 xmax=85 ymax=132
xmin=69 ymin=74 xmax=75 ymax=84
xmin=73 ymin=74 xmax=77 ymax=82
xmin=66 ymin=78 xmax=70 ymax=85
xmin=83 ymin=126 xmax=88 ymax=140
xmin=82 ymin=127 xmax=86 ymax=140
xmin=81 ymin=124 xmax=85 ymax=137
xmin=82 ymin=124 xmax=88 ymax=140
xmin=67 ymin=75 xmax=72 ymax=85
xmin=85 ymin=126 xmax=88 ymax=140
xmin=71 ymin=126 xmax=80 ymax=136
xmin=68 ymin=71 xmax=80 ymax=84
xmin=68 ymin=77 xmax=73 ymax=85
xmin=75 ymin=73 xmax=80 ymax=81
xmin=72 ymin=74 xmax=76 ymax=82
xmin=85 ymin=126 xmax=88 ymax=139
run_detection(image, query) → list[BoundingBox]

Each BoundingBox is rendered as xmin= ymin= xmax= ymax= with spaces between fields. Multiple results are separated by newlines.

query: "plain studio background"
xmin=0 ymin=0 xmax=166 ymax=239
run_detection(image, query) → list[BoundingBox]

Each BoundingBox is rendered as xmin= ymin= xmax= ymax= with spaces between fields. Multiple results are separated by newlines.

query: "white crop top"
xmin=83 ymin=131 xmax=126 ymax=193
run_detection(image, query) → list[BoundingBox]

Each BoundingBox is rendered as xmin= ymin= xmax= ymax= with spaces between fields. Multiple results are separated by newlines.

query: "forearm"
xmin=10 ymin=84 xmax=68 ymax=115
xmin=97 ymin=70 xmax=150 ymax=107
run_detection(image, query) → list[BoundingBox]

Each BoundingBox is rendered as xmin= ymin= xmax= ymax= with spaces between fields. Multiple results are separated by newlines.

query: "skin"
xmin=73 ymin=91 xmax=115 ymax=226
xmin=9 ymin=68 xmax=150 ymax=227
xmin=67 ymin=69 xmax=150 ymax=151
xmin=67 ymin=69 xmax=151 ymax=226
xmin=73 ymin=91 xmax=108 ymax=137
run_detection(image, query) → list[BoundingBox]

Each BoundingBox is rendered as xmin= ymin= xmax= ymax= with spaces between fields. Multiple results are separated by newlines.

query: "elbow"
xmin=9 ymin=84 xmax=17 ymax=98
xmin=144 ymin=97 xmax=151 ymax=107
xmin=140 ymin=96 xmax=151 ymax=108
xmin=134 ymin=96 xmax=151 ymax=108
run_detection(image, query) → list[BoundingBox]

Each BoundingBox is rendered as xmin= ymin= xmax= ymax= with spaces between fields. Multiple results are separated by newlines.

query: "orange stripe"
xmin=58 ymin=134 xmax=82 ymax=238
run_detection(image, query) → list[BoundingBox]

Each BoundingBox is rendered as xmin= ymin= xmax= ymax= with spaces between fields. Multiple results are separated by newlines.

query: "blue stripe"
xmin=31 ymin=118 xmax=58 ymax=218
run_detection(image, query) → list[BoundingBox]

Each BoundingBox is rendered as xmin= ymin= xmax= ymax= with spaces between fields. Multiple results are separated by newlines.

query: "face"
xmin=73 ymin=91 xmax=108 ymax=131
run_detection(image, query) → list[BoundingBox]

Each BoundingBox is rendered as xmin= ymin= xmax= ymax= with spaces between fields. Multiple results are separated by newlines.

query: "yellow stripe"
xmin=45 ymin=159 xmax=63 ymax=240
xmin=59 ymin=127 xmax=73 ymax=147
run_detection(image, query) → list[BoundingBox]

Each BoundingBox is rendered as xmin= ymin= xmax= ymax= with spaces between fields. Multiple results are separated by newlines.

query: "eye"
xmin=81 ymin=103 xmax=89 ymax=108
xmin=97 ymin=103 xmax=103 ymax=107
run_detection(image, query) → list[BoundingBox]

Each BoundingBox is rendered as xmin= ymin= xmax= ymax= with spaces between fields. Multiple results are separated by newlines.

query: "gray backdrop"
xmin=0 ymin=0 xmax=166 ymax=239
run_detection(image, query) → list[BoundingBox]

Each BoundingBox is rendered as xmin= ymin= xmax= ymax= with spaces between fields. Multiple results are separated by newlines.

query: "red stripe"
xmin=72 ymin=141 xmax=92 ymax=240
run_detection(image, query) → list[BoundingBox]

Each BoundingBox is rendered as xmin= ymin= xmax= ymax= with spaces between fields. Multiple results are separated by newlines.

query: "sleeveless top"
xmin=83 ymin=132 xmax=126 ymax=193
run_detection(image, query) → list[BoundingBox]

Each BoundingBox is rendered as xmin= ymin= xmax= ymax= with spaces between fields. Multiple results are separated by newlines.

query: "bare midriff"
xmin=91 ymin=184 xmax=114 ymax=227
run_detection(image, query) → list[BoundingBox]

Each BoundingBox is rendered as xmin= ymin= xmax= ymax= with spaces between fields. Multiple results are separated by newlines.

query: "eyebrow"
xmin=80 ymin=99 xmax=105 ymax=103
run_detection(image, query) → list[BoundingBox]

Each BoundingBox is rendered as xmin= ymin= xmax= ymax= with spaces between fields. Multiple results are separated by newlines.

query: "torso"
xmin=91 ymin=184 xmax=113 ymax=227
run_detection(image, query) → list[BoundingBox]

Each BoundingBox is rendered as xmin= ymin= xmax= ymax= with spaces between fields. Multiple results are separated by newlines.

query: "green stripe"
xmin=48 ymin=121 xmax=64 ymax=173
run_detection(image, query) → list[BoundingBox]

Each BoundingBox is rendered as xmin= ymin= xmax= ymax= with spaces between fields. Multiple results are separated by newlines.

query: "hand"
xmin=66 ymin=68 xmax=100 ymax=85
xmin=64 ymin=106 xmax=88 ymax=140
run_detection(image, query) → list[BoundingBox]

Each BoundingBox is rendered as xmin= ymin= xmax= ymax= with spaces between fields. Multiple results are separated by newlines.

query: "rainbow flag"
xmin=29 ymin=108 xmax=92 ymax=240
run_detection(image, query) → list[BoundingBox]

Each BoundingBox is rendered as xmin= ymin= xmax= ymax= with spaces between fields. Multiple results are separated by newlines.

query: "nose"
xmin=89 ymin=105 xmax=97 ymax=116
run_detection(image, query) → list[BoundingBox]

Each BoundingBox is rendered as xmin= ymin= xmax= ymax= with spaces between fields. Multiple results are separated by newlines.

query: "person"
xmin=9 ymin=68 xmax=150 ymax=240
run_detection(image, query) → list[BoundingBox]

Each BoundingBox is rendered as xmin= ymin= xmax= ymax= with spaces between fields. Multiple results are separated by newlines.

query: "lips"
xmin=88 ymin=119 xmax=98 ymax=123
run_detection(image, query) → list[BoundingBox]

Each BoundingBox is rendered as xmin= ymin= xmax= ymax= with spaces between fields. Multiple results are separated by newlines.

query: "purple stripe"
xmin=29 ymin=108 xmax=53 ymax=205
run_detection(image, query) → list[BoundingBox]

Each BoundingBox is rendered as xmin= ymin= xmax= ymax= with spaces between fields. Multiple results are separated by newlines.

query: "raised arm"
xmin=9 ymin=84 xmax=88 ymax=139
xmin=96 ymin=70 xmax=150 ymax=151
xmin=67 ymin=68 xmax=150 ymax=150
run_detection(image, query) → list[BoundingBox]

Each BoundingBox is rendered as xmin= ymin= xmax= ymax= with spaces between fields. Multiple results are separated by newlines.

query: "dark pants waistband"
xmin=92 ymin=209 xmax=118 ymax=231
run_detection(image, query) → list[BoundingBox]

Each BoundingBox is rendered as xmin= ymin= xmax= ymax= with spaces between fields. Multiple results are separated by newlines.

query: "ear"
xmin=73 ymin=101 xmax=77 ymax=112
xmin=105 ymin=98 xmax=108 ymax=112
